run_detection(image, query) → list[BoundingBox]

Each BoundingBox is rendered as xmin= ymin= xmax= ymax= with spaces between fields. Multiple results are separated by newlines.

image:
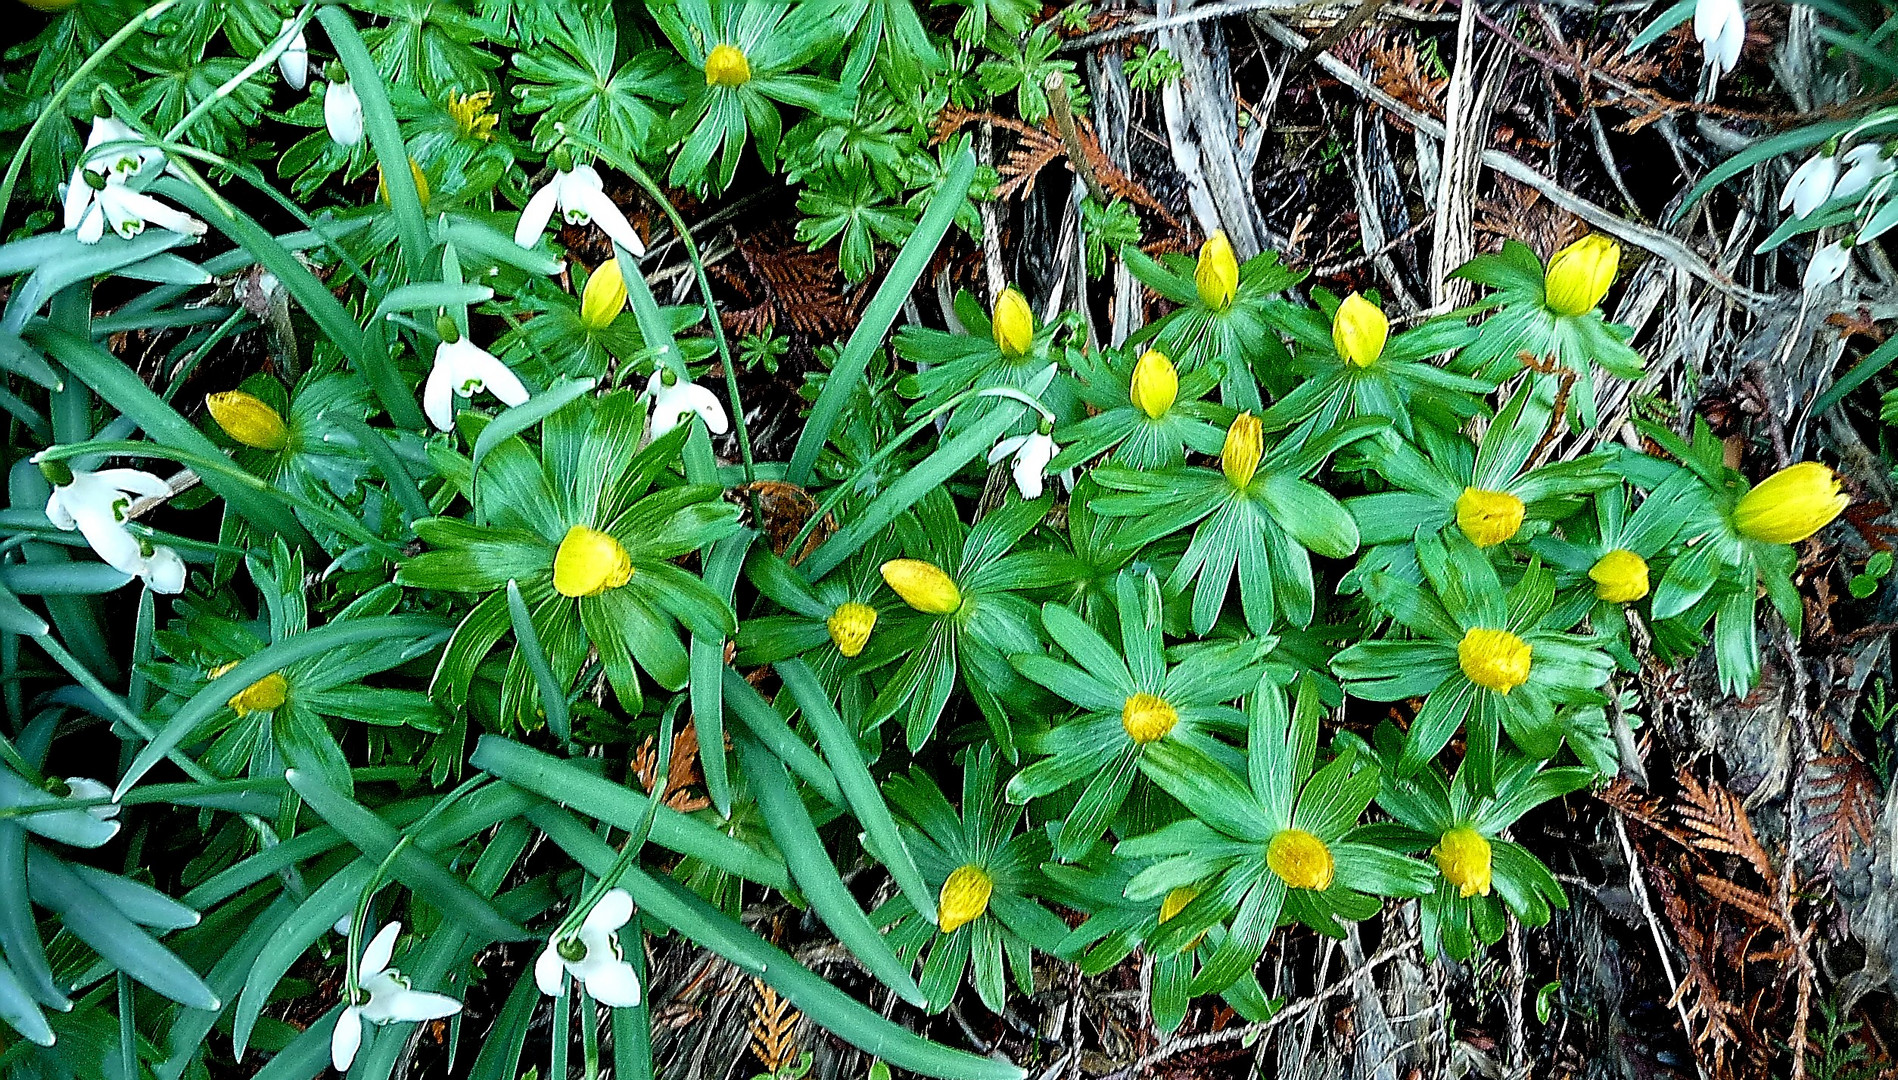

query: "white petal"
xmin=44 ymin=492 xmax=75 ymax=531
xmin=141 ymin=545 xmax=186 ymax=594
xmin=110 ymin=190 xmax=205 ymax=238
xmin=359 ymin=921 xmax=401 ymax=979
xmin=675 ymin=382 xmax=729 ymax=435
xmin=462 ymin=347 xmax=529 ymax=408
xmin=92 ymin=468 xmax=169 ymax=500
xmin=566 ymin=164 xmax=606 ymax=192
xmin=567 ymin=185 xmax=645 ymax=257
xmin=584 ymin=889 xmax=635 ymax=934
xmin=580 ymin=961 xmax=641 ymax=1009
xmin=424 ymin=348 xmax=457 ymax=431
xmin=370 ymin=987 xmax=462 ymax=1024
xmin=325 ymin=83 xmax=364 ymax=147
xmin=62 ymin=170 xmax=93 ymax=232
xmin=77 ymin=204 xmax=105 ymax=245
xmin=279 ymin=30 xmax=309 ymax=91
xmin=513 ymin=180 xmax=563 ymax=248
xmin=1010 ymin=454 xmax=1045 ymax=500
xmin=331 ymin=1007 xmax=363 ymax=1073
xmin=69 ymin=509 xmax=146 ymax=577
xmin=535 ymin=943 xmax=568 ymax=998
xmin=988 ymin=435 xmax=1028 ymax=465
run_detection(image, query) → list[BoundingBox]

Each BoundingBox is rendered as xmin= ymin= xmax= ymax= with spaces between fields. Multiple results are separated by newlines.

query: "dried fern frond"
xmin=748 ymin=977 xmax=801 ymax=1074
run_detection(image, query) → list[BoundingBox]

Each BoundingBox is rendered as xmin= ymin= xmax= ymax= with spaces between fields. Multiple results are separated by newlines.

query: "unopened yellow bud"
xmin=377 ymin=157 xmax=429 ymax=206
xmin=1543 ymin=234 xmax=1619 ymax=317
xmin=1589 ymin=548 xmax=1650 ymax=603
xmin=1158 ymin=885 xmax=1205 ymax=951
xmin=553 ymin=525 xmax=632 ymax=598
xmin=1459 ymin=627 xmax=1532 ymax=694
xmin=580 ymin=258 xmax=628 ymax=330
xmin=1331 ymin=292 xmax=1388 ymax=368
xmin=1130 ymin=349 xmax=1178 ymax=419
xmin=991 ymin=287 xmax=1034 ymax=357
xmin=704 ymin=43 xmax=751 ymax=87
xmin=1195 ymin=230 xmax=1238 ymax=311
xmin=1732 ymin=462 xmax=1849 ymax=544
xmin=227 ymin=671 xmax=288 ymax=716
xmin=1455 ymin=487 xmax=1525 ymax=548
xmin=1433 ymin=826 xmax=1493 ymax=898
xmin=880 ymin=559 xmax=962 ymax=615
xmin=1266 ymin=828 xmax=1334 ymax=891
xmin=1121 ymin=692 xmax=1178 ymax=744
xmin=938 ymin=864 xmax=992 ymax=933
xmin=826 ymin=602 xmax=878 ymax=658
xmin=1221 ymin=412 xmax=1262 ymax=490
xmin=206 ymin=391 xmax=289 ymax=450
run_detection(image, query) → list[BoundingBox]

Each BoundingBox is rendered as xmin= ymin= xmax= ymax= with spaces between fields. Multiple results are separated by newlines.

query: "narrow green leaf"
xmin=721 ymin=669 xmax=844 ymax=807
xmin=316 ymin=6 xmax=430 ymax=271
xmin=506 ymin=579 xmax=570 ymax=743
xmin=25 ymin=847 xmax=217 ymax=1009
xmin=471 ymin=378 xmax=596 ymax=474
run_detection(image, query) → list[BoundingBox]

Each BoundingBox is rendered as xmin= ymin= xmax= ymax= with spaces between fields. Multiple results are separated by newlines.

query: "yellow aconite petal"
xmin=938 ymin=864 xmax=992 ymax=933
xmin=1543 ymin=234 xmax=1619 ymax=317
xmin=1195 ymin=230 xmax=1238 ymax=311
xmin=1222 ymin=412 xmax=1262 ymax=490
xmin=880 ymin=559 xmax=962 ymax=615
xmin=826 ymin=602 xmax=878 ymax=658
xmin=1266 ymin=829 xmax=1334 ymax=891
xmin=1121 ymin=692 xmax=1179 ymax=744
xmin=1589 ymin=548 xmax=1650 ymax=603
xmin=580 ymin=258 xmax=629 ymax=330
xmin=1433 ymin=826 xmax=1493 ymax=898
xmin=1455 ymin=487 xmax=1526 ymax=548
xmin=1331 ymin=292 xmax=1389 ymax=368
xmin=991 ymin=287 xmax=1035 ymax=357
xmin=704 ymin=43 xmax=751 ymax=87
xmin=1732 ymin=461 xmax=1849 ymax=544
xmin=553 ymin=525 xmax=633 ymax=598
xmin=206 ymin=391 xmax=289 ymax=451
xmin=1158 ymin=885 xmax=1206 ymax=952
xmin=377 ymin=158 xmax=429 ymax=206
xmin=229 ymin=672 xmax=288 ymax=716
xmin=447 ymin=90 xmax=498 ymax=142
xmin=1458 ymin=627 xmax=1532 ymax=694
xmin=1130 ymin=349 xmax=1179 ymax=419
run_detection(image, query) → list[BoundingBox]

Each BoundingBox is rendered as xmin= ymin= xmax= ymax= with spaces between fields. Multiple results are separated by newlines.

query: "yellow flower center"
xmin=826 ymin=602 xmax=878 ymax=658
xmin=224 ymin=669 xmax=288 ymax=716
xmin=1266 ymin=828 xmax=1334 ymax=891
xmin=1433 ymin=826 xmax=1493 ymax=898
xmin=205 ymin=390 xmax=289 ymax=451
xmin=1121 ymin=692 xmax=1179 ymax=744
xmin=1458 ymin=627 xmax=1532 ymax=694
xmin=938 ymin=864 xmax=992 ymax=934
xmin=580 ymin=258 xmax=629 ymax=331
xmin=880 ymin=559 xmax=962 ymax=615
xmin=1731 ymin=461 xmax=1849 ymax=545
xmin=553 ymin=525 xmax=633 ymax=598
xmin=1542 ymin=234 xmax=1620 ymax=317
xmin=1331 ymin=292 xmax=1389 ymax=368
xmin=1221 ymin=412 xmax=1262 ymax=490
xmin=1455 ymin=487 xmax=1525 ymax=548
xmin=704 ymin=43 xmax=751 ymax=87
xmin=1589 ymin=548 xmax=1650 ymax=604
xmin=1129 ymin=349 xmax=1178 ymax=420
xmin=1195 ymin=230 xmax=1239 ymax=311
xmin=991 ymin=286 xmax=1035 ymax=357
xmin=447 ymin=89 xmax=498 ymax=142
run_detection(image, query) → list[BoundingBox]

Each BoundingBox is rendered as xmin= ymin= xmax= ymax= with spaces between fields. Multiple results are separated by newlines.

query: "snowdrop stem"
xmin=581 ymin=987 xmax=602 ymax=1080
xmin=344 ymin=774 xmax=490 ymax=1000
xmin=551 ymin=978 xmax=572 ymax=1080
xmin=555 ymin=707 xmax=677 ymax=942
xmin=973 ymin=386 xmax=1058 ymax=425
xmin=93 ymin=85 xmax=237 ymax=221
xmin=162 ymin=3 xmax=318 ymax=146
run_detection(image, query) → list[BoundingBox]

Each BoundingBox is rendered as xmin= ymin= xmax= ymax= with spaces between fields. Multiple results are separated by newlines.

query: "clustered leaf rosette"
xmin=1050 ymin=346 xmax=1229 ymax=471
xmin=1332 ymin=531 xmax=1616 ymax=793
xmin=894 ymin=285 xmax=1073 ymax=438
xmin=396 ymin=391 xmax=740 ymax=724
xmin=1006 ymin=572 xmax=1272 ymax=859
xmin=1356 ymin=725 xmax=1590 ymax=961
xmin=202 ymin=373 xmax=385 ymax=531
xmin=734 ymin=538 xmax=899 ymax=708
xmin=876 ymin=748 xmax=1071 ymax=1014
xmin=1121 ymin=232 xmax=1304 ymax=410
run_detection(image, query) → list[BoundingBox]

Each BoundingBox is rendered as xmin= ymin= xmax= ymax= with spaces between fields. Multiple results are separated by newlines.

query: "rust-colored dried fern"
xmin=748 ymin=978 xmax=801 ymax=1073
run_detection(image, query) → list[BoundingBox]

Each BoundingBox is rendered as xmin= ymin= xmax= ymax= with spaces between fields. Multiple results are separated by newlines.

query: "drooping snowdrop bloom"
xmin=987 ymin=424 xmax=1060 ymax=500
xmin=534 ymin=889 xmax=642 ymax=1007
xmin=1781 ymin=152 xmax=1838 ymax=219
xmin=2 ymin=775 xmax=121 ymax=848
xmin=1693 ymin=0 xmax=1745 ymax=79
xmin=41 ymin=461 xmax=169 ymax=578
xmin=424 ymin=326 xmax=530 ymax=431
xmin=331 ymin=921 xmax=462 ymax=1073
xmin=1804 ymin=239 xmax=1852 ymax=292
xmin=325 ymin=79 xmax=363 ymax=147
xmin=139 ymin=544 xmax=187 ymax=594
xmin=62 ymin=116 xmax=161 ymax=231
xmin=278 ymin=25 xmax=310 ymax=91
xmin=74 ymin=177 xmax=208 ymax=245
xmin=513 ymin=165 xmax=646 ymax=256
xmin=1832 ymin=143 xmax=1894 ymax=202
xmin=642 ymin=369 xmax=728 ymax=439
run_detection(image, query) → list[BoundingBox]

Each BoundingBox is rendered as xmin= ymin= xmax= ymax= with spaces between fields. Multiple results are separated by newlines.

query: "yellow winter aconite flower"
xmin=218 ymin=666 xmax=288 ymax=717
xmin=377 ymin=158 xmax=429 ymax=206
xmin=1195 ymin=230 xmax=1238 ymax=311
xmin=1266 ymin=828 xmax=1334 ymax=891
xmin=1121 ymin=692 xmax=1178 ymax=744
xmin=1732 ymin=462 xmax=1849 ymax=544
xmin=991 ymin=287 xmax=1034 ymax=357
xmin=826 ymin=602 xmax=878 ymax=658
xmin=1455 ymin=487 xmax=1525 ymax=548
xmin=938 ymin=864 xmax=992 ymax=933
xmin=1589 ymin=548 xmax=1650 ymax=603
xmin=1542 ymin=234 xmax=1619 ymax=317
xmin=580 ymin=258 xmax=628 ymax=330
xmin=447 ymin=90 xmax=498 ymax=142
xmin=1130 ymin=349 xmax=1178 ymax=419
xmin=704 ymin=43 xmax=751 ymax=87
xmin=1158 ymin=885 xmax=1207 ymax=952
xmin=880 ymin=559 xmax=962 ymax=615
xmin=1458 ymin=627 xmax=1532 ymax=694
xmin=1331 ymin=292 xmax=1388 ymax=368
xmin=1433 ymin=826 xmax=1493 ymax=898
xmin=553 ymin=525 xmax=633 ymax=598
xmin=205 ymin=391 xmax=288 ymax=451
xmin=1222 ymin=412 xmax=1262 ymax=490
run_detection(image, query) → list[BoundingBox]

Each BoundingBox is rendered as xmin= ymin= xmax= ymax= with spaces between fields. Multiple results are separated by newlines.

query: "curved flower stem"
xmin=161 ymin=4 xmax=316 ymax=146
xmin=553 ymin=700 xmax=678 ymax=942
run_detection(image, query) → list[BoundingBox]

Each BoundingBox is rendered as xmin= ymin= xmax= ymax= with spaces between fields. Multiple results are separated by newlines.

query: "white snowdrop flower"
xmin=1804 ymin=239 xmax=1852 ymax=293
xmin=42 ymin=463 xmax=169 ymax=578
xmin=1693 ymin=0 xmax=1745 ymax=78
xmin=325 ymin=80 xmax=363 ymax=147
xmin=139 ymin=544 xmax=186 ymax=595
xmin=278 ymin=26 xmax=310 ymax=92
xmin=1781 ymin=152 xmax=1838 ymax=219
xmin=4 ymin=775 xmax=121 ymax=848
xmin=642 ymin=369 xmax=728 ymax=439
xmin=62 ymin=116 xmax=161 ymax=232
xmin=74 ymin=180 xmax=207 ymax=245
xmin=1832 ymin=143 xmax=1893 ymax=202
xmin=513 ymin=165 xmax=646 ymax=256
xmin=331 ymin=921 xmax=462 ymax=1073
xmin=534 ymin=889 xmax=642 ymax=1008
xmin=987 ymin=426 xmax=1060 ymax=500
xmin=424 ymin=333 xmax=530 ymax=432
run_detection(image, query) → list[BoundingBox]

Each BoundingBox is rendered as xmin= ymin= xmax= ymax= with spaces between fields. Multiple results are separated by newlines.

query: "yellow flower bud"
xmin=1433 ymin=826 xmax=1493 ymax=898
xmin=1331 ymin=292 xmax=1388 ymax=368
xmin=880 ymin=559 xmax=962 ymax=615
xmin=1458 ymin=627 xmax=1532 ymax=695
xmin=1195 ymin=230 xmax=1239 ymax=311
xmin=991 ymin=287 xmax=1035 ymax=357
xmin=1129 ymin=349 xmax=1178 ymax=420
xmin=1266 ymin=828 xmax=1334 ymax=891
xmin=1455 ymin=487 xmax=1526 ymax=548
xmin=1221 ymin=412 xmax=1262 ymax=490
xmin=1732 ymin=462 xmax=1849 ymax=545
xmin=227 ymin=670 xmax=288 ymax=716
xmin=1542 ymin=234 xmax=1619 ymax=317
xmin=704 ymin=43 xmax=751 ymax=87
xmin=206 ymin=391 xmax=289 ymax=451
xmin=1589 ymin=548 xmax=1650 ymax=604
xmin=377 ymin=157 xmax=430 ymax=207
xmin=1158 ymin=885 xmax=1206 ymax=951
xmin=938 ymin=864 xmax=992 ymax=933
xmin=826 ymin=601 xmax=878 ymax=658
xmin=553 ymin=525 xmax=632 ymax=598
xmin=1121 ymin=692 xmax=1178 ymax=744
xmin=580 ymin=258 xmax=628 ymax=331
